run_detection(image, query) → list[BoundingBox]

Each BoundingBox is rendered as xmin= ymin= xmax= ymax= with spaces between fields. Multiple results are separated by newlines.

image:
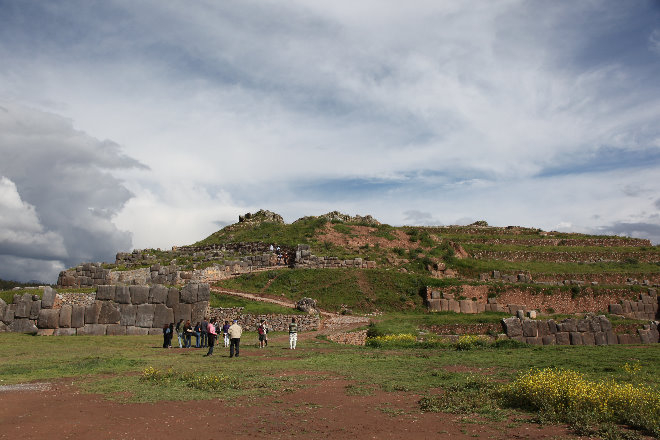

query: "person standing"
xmin=194 ymin=322 xmax=201 ymax=348
xmin=201 ymin=317 xmax=209 ymax=347
xmin=204 ymin=318 xmax=218 ymax=356
xmin=289 ymin=318 xmax=298 ymax=350
xmin=228 ymin=319 xmax=242 ymax=358
xmin=175 ymin=319 xmax=184 ymax=348
xmin=258 ymin=320 xmax=266 ymax=348
xmin=162 ymin=323 xmax=171 ymax=348
xmin=263 ymin=319 xmax=269 ymax=347
xmin=183 ymin=320 xmax=193 ymax=348
xmin=222 ymin=320 xmax=231 ymax=347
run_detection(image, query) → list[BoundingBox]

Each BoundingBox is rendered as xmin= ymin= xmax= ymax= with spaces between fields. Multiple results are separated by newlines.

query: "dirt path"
xmin=0 ymin=373 xmax=571 ymax=440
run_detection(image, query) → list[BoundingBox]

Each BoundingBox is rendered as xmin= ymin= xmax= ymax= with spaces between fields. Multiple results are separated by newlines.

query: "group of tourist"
xmin=162 ymin=317 xmax=299 ymax=355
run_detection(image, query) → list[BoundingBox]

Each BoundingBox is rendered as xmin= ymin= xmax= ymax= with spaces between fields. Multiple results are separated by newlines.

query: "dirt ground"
xmin=0 ymin=368 xmax=573 ymax=440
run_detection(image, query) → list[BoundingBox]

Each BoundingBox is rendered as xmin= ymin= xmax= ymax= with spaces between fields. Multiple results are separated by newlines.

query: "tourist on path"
xmin=222 ymin=320 xmax=230 ymax=347
xmin=175 ymin=319 xmax=184 ymax=348
xmin=228 ymin=319 xmax=242 ymax=358
xmin=204 ymin=318 xmax=218 ymax=357
xmin=183 ymin=320 xmax=193 ymax=348
xmin=258 ymin=320 xmax=267 ymax=348
xmin=289 ymin=318 xmax=298 ymax=350
xmin=194 ymin=322 xmax=201 ymax=348
xmin=201 ymin=317 xmax=209 ymax=347
xmin=162 ymin=323 xmax=171 ymax=348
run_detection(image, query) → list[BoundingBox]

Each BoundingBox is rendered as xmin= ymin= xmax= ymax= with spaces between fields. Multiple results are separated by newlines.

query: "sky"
xmin=1 ymin=1 xmax=660 ymax=283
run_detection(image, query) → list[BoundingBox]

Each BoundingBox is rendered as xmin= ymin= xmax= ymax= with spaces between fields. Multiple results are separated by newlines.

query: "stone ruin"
xmin=501 ymin=314 xmax=659 ymax=346
xmin=608 ymin=290 xmax=658 ymax=321
xmin=0 ymin=284 xmax=210 ymax=336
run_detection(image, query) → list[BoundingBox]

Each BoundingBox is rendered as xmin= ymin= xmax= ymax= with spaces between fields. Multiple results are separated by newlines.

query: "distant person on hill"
xmin=228 ymin=319 xmax=243 ymax=358
xmin=222 ymin=320 xmax=231 ymax=347
xmin=204 ymin=318 xmax=218 ymax=357
xmin=175 ymin=319 xmax=184 ymax=348
xmin=289 ymin=318 xmax=298 ymax=350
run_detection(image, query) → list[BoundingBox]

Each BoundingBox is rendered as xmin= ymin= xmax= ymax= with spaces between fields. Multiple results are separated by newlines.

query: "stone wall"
xmin=0 ymin=284 xmax=210 ymax=336
xmin=427 ymin=285 xmax=658 ymax=317
xmin=608 ymin=290 xmax=658 ymax=320
xmin=207 ymin=307 xmax=319 ymax=332
xmin=292 ymin=244 xmax=376 ymax=269
xmin=501 ymin=315 xmax=659 ymax=346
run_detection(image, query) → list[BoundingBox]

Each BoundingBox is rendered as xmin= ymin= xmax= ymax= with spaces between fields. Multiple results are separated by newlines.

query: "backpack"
xmin=258 ymin=325 xmax=265 ymax=335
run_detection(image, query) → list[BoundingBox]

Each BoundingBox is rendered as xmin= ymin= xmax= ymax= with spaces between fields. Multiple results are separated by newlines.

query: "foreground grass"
xmin=1 ymin=333 xmax=658 ymax=436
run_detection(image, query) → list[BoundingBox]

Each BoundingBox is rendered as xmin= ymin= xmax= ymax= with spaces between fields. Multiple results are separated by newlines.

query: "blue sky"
xmin=1 ymin=1 xmax=660 ymax=282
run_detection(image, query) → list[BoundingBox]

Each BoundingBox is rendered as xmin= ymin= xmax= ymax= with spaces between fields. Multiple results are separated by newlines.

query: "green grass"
xmin=215 ymin=268 xmax=464 ymax=313
xmin=210 ymin=291 xmax=303 ymax=315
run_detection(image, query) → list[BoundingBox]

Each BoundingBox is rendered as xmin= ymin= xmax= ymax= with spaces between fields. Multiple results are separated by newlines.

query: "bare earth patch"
xmin=0 ymin=375 xmax=574 ymax=440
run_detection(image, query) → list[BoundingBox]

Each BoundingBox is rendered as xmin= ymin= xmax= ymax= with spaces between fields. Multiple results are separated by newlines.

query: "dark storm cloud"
xmin=0 ymin=103 xmax=146 ymax=282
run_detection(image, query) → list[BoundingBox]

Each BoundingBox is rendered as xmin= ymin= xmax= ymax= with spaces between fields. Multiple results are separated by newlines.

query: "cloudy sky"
xmin=1 ymin=1 xmax=660 ymax=282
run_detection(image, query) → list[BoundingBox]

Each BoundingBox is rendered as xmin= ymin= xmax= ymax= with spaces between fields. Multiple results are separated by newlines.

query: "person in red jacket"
xmin=204 ymin=318 xmax=218 ymax=357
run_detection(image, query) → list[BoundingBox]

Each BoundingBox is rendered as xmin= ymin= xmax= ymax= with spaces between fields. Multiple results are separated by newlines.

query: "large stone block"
xmin=599 ymin=316 xmax=612 ymax=332
xmin=29 ymin=300 xmax=41 ymax=320
xmin=561 ymin=319 xmax=577 ymax=333
xmin=147 ymin=328 xmax=162 ymax=336
xmin=119 ymin=304 xmax=137 ymax=326
xmin=542 ymin=335 xmax=556 ymax=345
xmin=555 ymin=332 xmax=570 ymax=345
xmin=191 ymin=301 xmax=208 ymax=324
xmin=149 ymin=285 xmax=169 ymax=304
xmin=197 ymin=284 xmax=210 ymax=302
xmin=42 ymin=287 xmax=56 ymax=308
xmin=502 ymin=317 xmax=522 ymax=337
xmin=8 ymin=318 xmax=38 ymax=334
xmin=0 ymin=299 xmax=6 ymax=321
xmin=96 ymin=285 xmax=116 ymax=301
xmin=59 ymin=305 xmax=72 ymax=328
xmin=53 ymin=328 xmax=76 ymax=336
xmin=174 ymin=303 xmax=192 ymax=324
xmin=447 ymin=299 xmax=460 ymax=313
xmin=609 ymin=303 xmax=623 ymax=315
xmin=106 ymin=324 xmax=127 ymax=336
xmin=588 ymin=318 xmax=601 ymax=332
xmin=180 ymin=284 xmax=198 ymax=304
xmin=126 ymin=326 xmax=149 ymax=335
xmin=14 ymin=297 xmax=31 ymax=318
xmin=582 ymin=332 xmax=596 ymax=345
xmin=152 ymin=304 xmax=174 ymax=329
xmin=594 ymin=332 xmax=607 ymax=346
xmin=38 ymin=309 xmax=60 ymax=329
xmin=537 ymin=321 xmax=550 ymax=337
xmin=166 ymin=288 xmax=180 ymax=308
xmin=130 ymin=286 xmax=150 ymax=305
xmin=606 ymin=331 xmax=618 ymax=345
xmin=459 ymin=300 xmax=475 ymax=314
xmin=115 ymin=286 xmax=131 ymax=304
xmin=570 ymin=332 xmax=583 ymax=345
xmin=135 ymin=304 xmax=156 ymax=328
xmin=36 ymin=329 xmax=55 ymax=336
xmin=547 ymin=320 xmax=558 ymax=334
xmin=2 ymin=304 xmax=14 ymax=324
xmin=427 ymin=299 xmax=442 ymax=311
xmin=577 ymin=319 xmax=590 ymax=332
xmin=525 ymin=336 xmax=542 ymax=345
xmin=71 ymin=305 xmax=85 ymax=328
xmin=85 ymin=302 xmax=101 ymax=324
xmin=638 ymin=329 xmax=652 ymax=344
xmin=476 ymin=303 xmax=486 ymax=313
xmin=522 ymin=320 xmax=538 ymax=337
xmin=98 ymin=302 xmax=121 ymax=324
xmin=78 ymin=324 xmax=107 ymax=336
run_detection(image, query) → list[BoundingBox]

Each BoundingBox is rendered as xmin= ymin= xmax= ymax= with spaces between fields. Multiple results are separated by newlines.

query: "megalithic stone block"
xmin=78 ymin=324 xmax=107 ymax=336
xmin=106 ymin=324 xmax=127 ymax=336
xmin=197 ymin=284 xmax=210 ymax=302
xmin=149 ymin=285 xmax=169 ymax=304
xmin=180 ymin=284 xmax=198 ymax=304
xmin=29 ymin=300 xmax=41 ymax=320
xmin=98 ymin=302 xmax=121 ymax=324
xmin=502 ymin=317 xmax=522 ymax=337
xmin=59 ymin=305 xmax=72 ymax=328
xmin=152 ymin=304 xmax=174 ymax=329
xmin=38 ymin=309 xmax=60 ymax=329
xmin=130 ymin=286 xmax=150 ymax=305
xmin=8 ymin=318 xmax=38 ymax=334
xmin=53 ymin=328 xmax=76 ymax=336
xmin=96 ymin=285 xmax=116 ymax=301
xmin=0 ymin=299 xmax=6 ymax=321
xmin=174 ymin=303 xmax=191 ymax=324
xmin=192 ymin=301 xmax=209 ymax=324
xmin=120 ymin=304 xmax=137 ymax=326
xmin=115 ymin=286 xmax=131 ymax=304
xmin=166 ymin=288 xmax=180 ymax=308
xmin=14 ymin=297 xmax=30 ymax=319
xmin=85 ymin=302 xmax=101 ymax=324
xmin=42 ymin=287 xmax=56 ymax=308
xmin=135 ymin=304 xmax=155 ymax=328
xmin=71 ymin=305 xmax=85 ymax=328
xmin=126 ymin=326 xmax=149 ymax=335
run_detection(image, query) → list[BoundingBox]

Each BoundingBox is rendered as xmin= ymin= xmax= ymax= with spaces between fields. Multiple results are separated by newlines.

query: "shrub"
xmin=500 ymin=368 xmax=660 ymax=437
